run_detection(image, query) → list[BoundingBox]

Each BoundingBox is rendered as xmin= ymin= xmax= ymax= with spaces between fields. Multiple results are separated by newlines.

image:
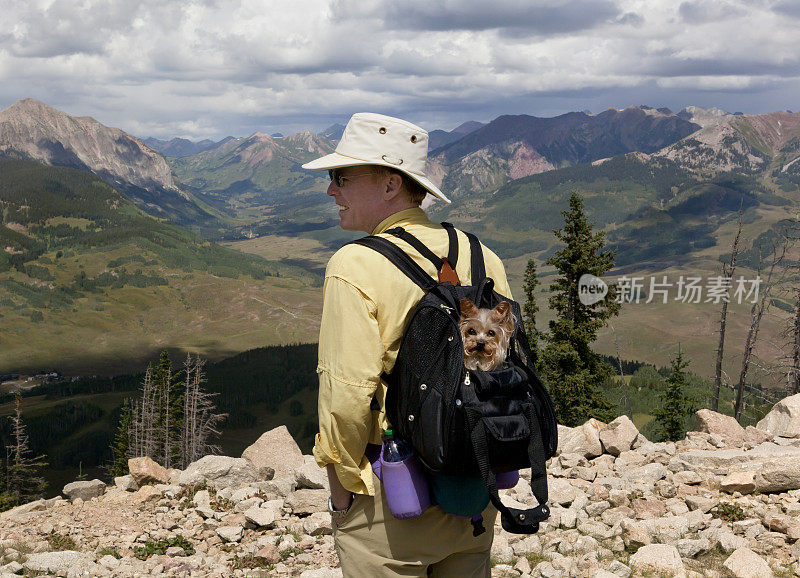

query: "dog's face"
xmin=458 ymin=298 xmax=514 ymax=371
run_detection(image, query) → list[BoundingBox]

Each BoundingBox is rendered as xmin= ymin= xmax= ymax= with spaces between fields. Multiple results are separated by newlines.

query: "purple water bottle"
xmin=380 ymin=429 xmax=431 ymax=519
xmin=496 ymin=470 xmax=520 ymax=490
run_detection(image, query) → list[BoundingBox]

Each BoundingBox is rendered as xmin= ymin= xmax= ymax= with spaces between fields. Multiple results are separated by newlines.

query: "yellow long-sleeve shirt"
xmin=312 ymin=207 xmax=513 ymax=496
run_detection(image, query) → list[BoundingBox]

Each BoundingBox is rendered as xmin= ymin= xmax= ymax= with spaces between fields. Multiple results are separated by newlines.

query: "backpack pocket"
xmin=479 ymin=414 xmax=532 ymax=473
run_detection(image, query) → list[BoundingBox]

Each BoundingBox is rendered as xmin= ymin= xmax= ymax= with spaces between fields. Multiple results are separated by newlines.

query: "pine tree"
xmin=522 ymin=258 xmax=540 ymax=366
xmin=541 ymin=192 xmax=620 ymax=426
xmin=652 ymin=346 xmax=696 ymax=441
xmin=1 ymin=392 xmax=47 ymax=510
xmin=110 ymin=397 xmax=132 ymax=477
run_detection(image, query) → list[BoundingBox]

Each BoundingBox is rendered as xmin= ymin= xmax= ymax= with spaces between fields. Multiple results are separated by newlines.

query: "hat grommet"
xmin=410 ymin=135 xmax=417 ymax=143
xmin=379 ymin=127 xmax=387 ymax=134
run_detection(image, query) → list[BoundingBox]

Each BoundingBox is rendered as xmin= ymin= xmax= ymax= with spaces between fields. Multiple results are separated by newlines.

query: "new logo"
xmin=578 ymin=274 xmax=608 ymax=305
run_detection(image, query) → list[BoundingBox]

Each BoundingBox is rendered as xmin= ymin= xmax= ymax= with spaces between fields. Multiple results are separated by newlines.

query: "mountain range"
xmin=143 ymin=136 xmax=235 ymax=158
xmin=4 ymin=97 xmax=800 ymax=377
xmin=0 ymin=99 xmax=217 ymax=228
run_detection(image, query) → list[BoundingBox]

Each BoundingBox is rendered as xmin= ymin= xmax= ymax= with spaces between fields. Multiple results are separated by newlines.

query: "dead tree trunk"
xmin=791 ymin=287 xmax=800 ymax=394
xmin=180 ymin=355 xmax=226 ymax=467
xmin=735 ymin=242 xmax=785 ymax=422
xmin=162 ymin=364 xmax=172 ymax=469
xmin=713 ymin=206 xmax=743 ymax=411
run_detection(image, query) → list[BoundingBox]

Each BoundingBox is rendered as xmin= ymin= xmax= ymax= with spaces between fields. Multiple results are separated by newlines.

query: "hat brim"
xmin=302 ymin=152 xmax=451 ymax=204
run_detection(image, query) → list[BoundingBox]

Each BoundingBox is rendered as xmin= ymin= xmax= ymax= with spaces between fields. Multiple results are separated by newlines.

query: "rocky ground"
xmin=1 ymin=394 xmax=800 ymax=577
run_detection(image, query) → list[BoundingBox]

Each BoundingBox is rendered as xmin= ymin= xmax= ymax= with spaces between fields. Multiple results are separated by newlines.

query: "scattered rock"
xmin=255 ymin=544 xmax=282 ymax=564
xmin=242 ymin=425 xmax=304 ymax=479
xmin=599 ymin=416 xmax=639 ymax=456
xmin=695 ymin=409 xmax=746 ymax=446
xmin=216 ymin=525 xmax=243 ymax=543
xmin=549 ymin=477 xmax=581 ymax=506
xmin=285 ymin=489 xmax=329 ymax=516
xmin=720 ymin=470 xmax=756 ymax=494
xmin=723 ymin=547 xmax=775 ymax=578
xmin=755 ymin=456 xmax=800 ymax=492
xmin=178 ymin=455 xmax=260 ymax=488
xmin=244 ymin=504 xmax=277 ymax=528
xmin=745 ymin=426 xmax=774 ymax=445
xmin=62 ymin=479 xmax=106 ymax=501
xmin=764 ymin=513 xmax=800 ymax=540
xmin=114 ymin=474 xmax=138 ymax=492
xmin=558 ymin=419 xmax=605 ymax=458
xmin=23 ymin=551 xmax=90 ymax=575
xmin=295 ymin=455 xmax=328 ymax=490
xmin=302 ymin=512 xmax=334 ymax=536
xmin=756 ymin=392 xmax=800 ymax=438
xmin=128 ymin=456 xmax=170 ymax=485
xmin=629 ymin=544 xmax=685 ymax=577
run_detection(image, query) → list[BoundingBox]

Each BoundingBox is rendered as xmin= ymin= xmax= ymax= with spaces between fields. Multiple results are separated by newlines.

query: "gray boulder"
xmin=62 ymin=479 xmax=106 ymax=501
xmin=114 ymin=474 xmax=138 ymax=492
xmin=599 ymin=416 xmax=639 ymax=456
xmin=723 ymin=547 xmax=775 ymax=578
xmin=756 ymin=456 xmax=800 ymax=492
xmin=695 ymin=409 xmax=746 ymax=446
xmin=671 ymin=443 xmax=800 ymax=474
xmin=757 ymin=392 xmax=800 ymax=438
xmin=23 ymin=551 xmax=91 ymax=575
xmin=295 ymin=455 xmax=328 ymax=490
xmin=558 ymin=419 xmax=604 ymax=458
xmin=629 ymin=544 xmax=685 ymax=577
xmin=284 ymin=488 xmax=329 ymax=516
xmin=179 ymin=455 xmax=260 ymax=488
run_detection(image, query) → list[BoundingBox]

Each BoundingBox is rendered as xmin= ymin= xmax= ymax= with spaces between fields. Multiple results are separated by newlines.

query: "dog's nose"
xmin=476 ymin=341 xmax=485 ymax=350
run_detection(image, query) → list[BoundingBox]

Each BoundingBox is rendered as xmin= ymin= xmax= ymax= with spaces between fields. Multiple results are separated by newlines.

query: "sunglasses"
xmin=328 ymin=168 xmax=377 ymax=188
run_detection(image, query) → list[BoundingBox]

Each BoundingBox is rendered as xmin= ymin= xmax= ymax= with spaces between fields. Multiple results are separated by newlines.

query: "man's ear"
xmin=383 ymin=172 xmax=404 ymax=201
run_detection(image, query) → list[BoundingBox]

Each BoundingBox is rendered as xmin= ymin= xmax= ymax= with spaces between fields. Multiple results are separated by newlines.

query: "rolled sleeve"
xmin=313 ymin=274 xmax=385 ymax=496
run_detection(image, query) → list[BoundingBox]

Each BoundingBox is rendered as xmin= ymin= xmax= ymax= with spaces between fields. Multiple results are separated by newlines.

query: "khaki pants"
xmin=334 ymin=475 xmax=497 ymax=577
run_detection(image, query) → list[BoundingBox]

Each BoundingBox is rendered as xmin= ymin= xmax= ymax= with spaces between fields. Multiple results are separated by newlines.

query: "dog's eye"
xmin=467 ymin=328 xmax=476 ymax=335
xmin=487 ymin=330 xmax=495 ymax=337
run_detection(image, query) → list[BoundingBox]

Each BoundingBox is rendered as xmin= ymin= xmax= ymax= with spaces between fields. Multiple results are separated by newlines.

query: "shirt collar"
xmin=372 ymin=207 xmax=430 ymax=235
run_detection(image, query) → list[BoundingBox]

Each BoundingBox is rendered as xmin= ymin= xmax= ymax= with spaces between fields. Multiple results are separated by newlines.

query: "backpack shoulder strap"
xmin=348 ymin=236 xmax=437 ymax=292
xmin=441 ymin=222 xmax=459 ymax=268
xmin=385 ymin=227 xmax=444 ymax=271
xmin=465 ymin=231 xmax=486 ymax=285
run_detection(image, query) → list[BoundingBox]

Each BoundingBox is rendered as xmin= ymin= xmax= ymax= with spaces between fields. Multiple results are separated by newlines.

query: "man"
xmin=302 ymin=113 xmax=513 ymax=576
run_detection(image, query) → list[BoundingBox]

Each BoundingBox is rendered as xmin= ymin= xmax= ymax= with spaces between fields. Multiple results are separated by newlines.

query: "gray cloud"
xmin=773 ymin=0 xmax=800 ymax=18
xmin=0 ymin=0 xmax=798 ymax=139
xmin=336 ymin=0 xmax=621 ymax=33
xmin=678 ymin=0 xmax=747 ymax=23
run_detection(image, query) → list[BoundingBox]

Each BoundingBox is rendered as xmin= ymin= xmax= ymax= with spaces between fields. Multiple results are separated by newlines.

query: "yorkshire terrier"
xmin=458 ymin=298 xmax=515 ymax=371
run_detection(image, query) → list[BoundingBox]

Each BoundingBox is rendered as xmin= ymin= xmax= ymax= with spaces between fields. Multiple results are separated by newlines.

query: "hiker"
xmin=302 ymin=112 xmax=514 ymax=576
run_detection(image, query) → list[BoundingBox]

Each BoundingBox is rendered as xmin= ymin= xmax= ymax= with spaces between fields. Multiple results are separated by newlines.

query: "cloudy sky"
xmin=1 ymin=0 xmax=799 ymax=139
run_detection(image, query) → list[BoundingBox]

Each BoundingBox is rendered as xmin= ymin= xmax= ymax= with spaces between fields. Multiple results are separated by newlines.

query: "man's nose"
xmin=327 ymin=181 xmax=339 ymax=196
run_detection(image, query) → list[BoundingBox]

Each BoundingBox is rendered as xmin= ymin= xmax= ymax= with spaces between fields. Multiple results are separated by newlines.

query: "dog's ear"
xmin=459 ymin=298 xmax=479 ymax=317
xmin=491 ymin=301 xmax=512 ymax=326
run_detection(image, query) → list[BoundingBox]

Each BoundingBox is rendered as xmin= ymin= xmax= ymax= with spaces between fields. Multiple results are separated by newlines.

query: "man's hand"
xmin=327 ymin=464 xmax=354 ymax=510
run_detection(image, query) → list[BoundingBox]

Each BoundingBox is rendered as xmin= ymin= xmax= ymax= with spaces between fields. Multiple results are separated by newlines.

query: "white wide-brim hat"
xmin=302 ymin=112 xmax=451 ymax=204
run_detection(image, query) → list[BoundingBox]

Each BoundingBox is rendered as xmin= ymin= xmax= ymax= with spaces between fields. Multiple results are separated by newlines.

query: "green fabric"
xmin=429 ymin=473 xmax=490 ymax=518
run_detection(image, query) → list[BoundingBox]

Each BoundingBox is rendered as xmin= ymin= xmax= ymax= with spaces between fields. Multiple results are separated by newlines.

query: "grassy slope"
xmin=0 ymin=159 xmax=322 ymax=374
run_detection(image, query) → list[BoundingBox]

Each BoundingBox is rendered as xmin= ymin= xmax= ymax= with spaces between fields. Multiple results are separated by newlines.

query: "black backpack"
xmin=350 ymin=222 xmax=558 ymax=535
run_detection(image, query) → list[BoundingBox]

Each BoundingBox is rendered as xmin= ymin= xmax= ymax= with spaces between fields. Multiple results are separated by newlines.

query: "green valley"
xmin=0 ymin=159 xmax=322 ymax=374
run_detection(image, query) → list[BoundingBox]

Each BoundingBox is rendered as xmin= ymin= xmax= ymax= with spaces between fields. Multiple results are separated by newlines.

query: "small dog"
xmin=458 ymin=298 xmax=515 ymax=371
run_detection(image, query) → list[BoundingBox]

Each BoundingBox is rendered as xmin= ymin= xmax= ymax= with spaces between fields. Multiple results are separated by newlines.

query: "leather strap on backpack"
xmin=386 ymin=223 xmax=461 ymax=285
